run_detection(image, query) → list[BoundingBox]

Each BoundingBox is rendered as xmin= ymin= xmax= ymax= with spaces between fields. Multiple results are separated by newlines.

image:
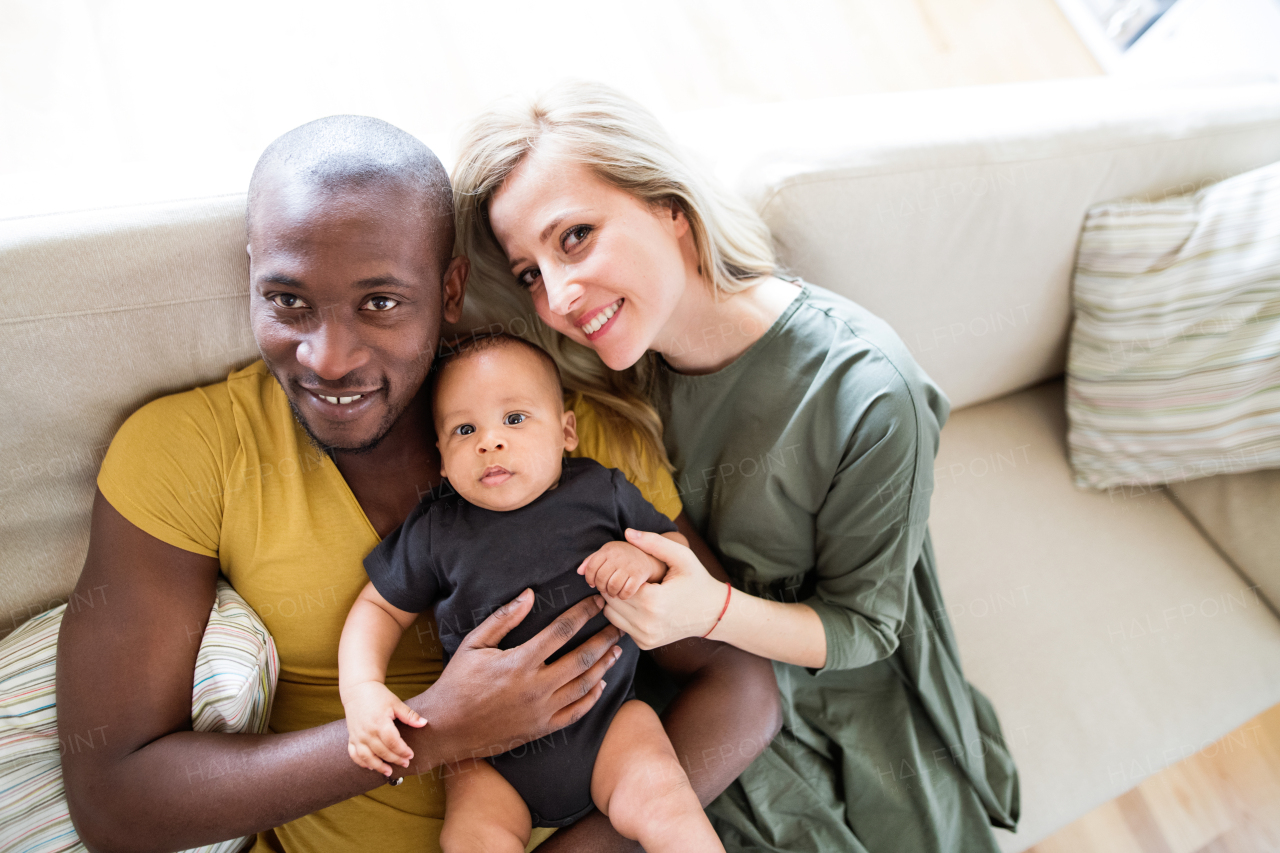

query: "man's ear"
xmin=441 ymin=255 xmax=470 ymax=325
xmin=562 ymin=409 xmax=579 ymax=453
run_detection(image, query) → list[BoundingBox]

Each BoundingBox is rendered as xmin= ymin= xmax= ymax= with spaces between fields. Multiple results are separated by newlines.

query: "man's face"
xmin=248 ymin=178 xmax=466 ymax=452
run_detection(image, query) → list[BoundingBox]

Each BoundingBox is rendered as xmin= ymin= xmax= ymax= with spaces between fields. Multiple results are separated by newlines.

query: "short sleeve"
xmin=569 ymin=395 xmax=683 ymax=521
xmin=97 ymin=388 xmax=230 ymax=557
xmin=611 ymin=469 xmax=679 ymax=537
xmin=806 ymin=372 xmax=939 ymax=675
xmin=363 ymin=502 xmax=439 ymax=614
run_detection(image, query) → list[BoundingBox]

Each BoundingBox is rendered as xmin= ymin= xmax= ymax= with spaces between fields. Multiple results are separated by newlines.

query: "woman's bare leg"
xmin=440 ymin=758 xmax=533 ymax=853
xmin=591 ymin=699 xmax=725 ymax=852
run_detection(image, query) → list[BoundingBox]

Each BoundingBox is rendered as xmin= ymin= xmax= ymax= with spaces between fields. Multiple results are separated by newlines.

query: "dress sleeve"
xmin=568 ymin=395 xmax=683 ymax=521
xmin=97 ymin=388 xmax=229 ymax=557
xmin=363 ymin=501 xmax=438 ymax=615
xmin=611 ymin=469 xmax=679 ymax=537
xmin=805 ymin=371 xmax=940 ymax=675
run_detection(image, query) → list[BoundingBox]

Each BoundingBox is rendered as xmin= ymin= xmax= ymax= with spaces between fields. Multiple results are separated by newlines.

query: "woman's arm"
xmin=58 ymin=491 xmax=622 ymax=852
xmin=696 ymin=577 xmax=828 ymax=669
xmin=602 ymin=379 xmax=931 ymax=677
xmin=535 ymin=513 xmax=782 ymax=853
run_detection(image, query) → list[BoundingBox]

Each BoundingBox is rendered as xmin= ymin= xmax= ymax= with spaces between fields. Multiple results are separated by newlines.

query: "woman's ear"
xmin=562 ymin=409 xmax=579 ymax=453
xmin=667 ymin=198 xmax=691 ymax=239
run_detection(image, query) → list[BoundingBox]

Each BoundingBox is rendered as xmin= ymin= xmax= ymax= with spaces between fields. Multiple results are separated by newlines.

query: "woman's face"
xmin=488 ymin=150 xmax=699 ymax=371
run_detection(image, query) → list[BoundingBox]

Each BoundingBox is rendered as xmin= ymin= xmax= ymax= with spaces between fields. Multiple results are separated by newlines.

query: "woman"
xmin=452 ymin=82 xmax=1020 ymax=852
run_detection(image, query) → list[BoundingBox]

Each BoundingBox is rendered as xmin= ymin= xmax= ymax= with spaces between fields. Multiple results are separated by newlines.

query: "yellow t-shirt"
xmin=96 ymin=360 xmax=681 ymax=853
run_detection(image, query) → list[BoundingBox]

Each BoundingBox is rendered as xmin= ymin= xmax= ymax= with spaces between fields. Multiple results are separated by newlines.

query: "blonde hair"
xmin=452 ymin=81 xmax=776 ymax=475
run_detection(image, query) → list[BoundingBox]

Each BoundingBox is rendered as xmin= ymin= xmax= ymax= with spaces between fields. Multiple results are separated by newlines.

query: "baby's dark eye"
xmin=504 ymin=413 xmax=527 ymax=425
xmin=456 ymin=424 xmax=475 ymax=436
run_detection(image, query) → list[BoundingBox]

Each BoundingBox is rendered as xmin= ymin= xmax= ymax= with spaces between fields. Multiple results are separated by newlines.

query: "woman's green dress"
xmin=654 ymin=282 xmax=1020 ymax=852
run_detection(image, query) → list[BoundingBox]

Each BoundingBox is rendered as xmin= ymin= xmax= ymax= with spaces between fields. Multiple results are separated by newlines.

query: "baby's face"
xmin=434 ymin=345 xmax=578 ymax=512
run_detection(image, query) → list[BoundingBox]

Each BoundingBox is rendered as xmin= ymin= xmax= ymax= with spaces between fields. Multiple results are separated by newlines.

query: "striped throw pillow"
xmin=0 ymin=578 xmax=277 ymax=853
xmin=1066 ymin=159 xmax=1280 ymax=490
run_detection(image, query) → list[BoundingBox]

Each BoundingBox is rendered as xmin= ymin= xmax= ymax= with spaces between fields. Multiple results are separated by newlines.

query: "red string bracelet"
xmin=702 ymin=583 xmax=733 ymax=639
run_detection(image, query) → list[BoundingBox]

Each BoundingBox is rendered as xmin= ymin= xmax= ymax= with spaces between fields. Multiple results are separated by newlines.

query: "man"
xmin=56 ymin=116 xmax=780 ymax=852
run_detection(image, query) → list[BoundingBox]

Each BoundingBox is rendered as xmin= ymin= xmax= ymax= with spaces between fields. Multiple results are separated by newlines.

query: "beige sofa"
xmin=3 ymin=77 xmax=1280 ymax=851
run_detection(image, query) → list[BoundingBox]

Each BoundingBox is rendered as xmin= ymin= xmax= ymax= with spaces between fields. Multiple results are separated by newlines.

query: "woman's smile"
xmin=578 ymin=298 xmax=623 ymax=339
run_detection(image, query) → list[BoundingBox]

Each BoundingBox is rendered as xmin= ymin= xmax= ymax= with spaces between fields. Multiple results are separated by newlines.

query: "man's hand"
xmin=405 ymin=590 xmax=625 ymax=770
xmin=577 ymin=539 xmax=667 ymax=600
xmin=342 ymin=681 xmax=426 ymax=777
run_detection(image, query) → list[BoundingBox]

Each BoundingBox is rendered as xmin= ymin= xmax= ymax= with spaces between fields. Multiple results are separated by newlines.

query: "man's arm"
xmin=535 ymin=513 xmax=783 ymax=853
xmin=58 ymin=490 xmax=623 ymax=853
xmin=651 ymin=514 xmax=781 ymax=803
xmin=57 ymin=491 xmax=381 ymax=851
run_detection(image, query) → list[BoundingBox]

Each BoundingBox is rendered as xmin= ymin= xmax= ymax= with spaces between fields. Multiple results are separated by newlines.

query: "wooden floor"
xmin=1029 ymin=703 xmax=1280 ymax=853
xmin=5 ymin=1 xmax=1275 ymax=850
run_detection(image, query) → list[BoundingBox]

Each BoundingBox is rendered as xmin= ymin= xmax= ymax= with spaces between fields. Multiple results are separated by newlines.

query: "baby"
xmin=338 ymin=334 xmax=724 ymax=853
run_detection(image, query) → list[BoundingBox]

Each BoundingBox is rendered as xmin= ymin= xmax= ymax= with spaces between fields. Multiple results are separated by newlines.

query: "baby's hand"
xmin=578 ymin=540 xmax=666 ymax=600
xmin=341 ymin=681 xmax=427 ymax=777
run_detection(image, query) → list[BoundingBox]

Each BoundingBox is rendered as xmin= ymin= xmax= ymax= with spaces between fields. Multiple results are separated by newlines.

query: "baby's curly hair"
xmin=430 ymin=333 xmax=564 ymax=417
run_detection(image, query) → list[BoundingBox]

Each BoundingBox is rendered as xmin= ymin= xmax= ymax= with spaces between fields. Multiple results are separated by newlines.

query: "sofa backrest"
xmin=4 ymin=80 xmax=1280 ymax=632
xmin=1 ymin=197 xmax=257 ymax=635
xmin=670 ymin=78 xmax=1280 ymax=411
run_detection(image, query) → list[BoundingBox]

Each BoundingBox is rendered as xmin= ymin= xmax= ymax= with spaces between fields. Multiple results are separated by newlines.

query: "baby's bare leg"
xmin=440 ymin=758 xmax=533 ymax=853
xmin=591 ymin=699 xmax=726 ymax=852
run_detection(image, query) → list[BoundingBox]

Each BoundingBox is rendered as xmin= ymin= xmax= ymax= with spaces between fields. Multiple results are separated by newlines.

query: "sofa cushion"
xmin=0 ymin=577 xmax=276 ymax=853
xmin=926 ymin=380 xmax=1280 ymax=852
xmin=1066 ymin=158 xmax=1280 ymax=490
xmin=1167 ymin=469 xmax=1280 ymax=614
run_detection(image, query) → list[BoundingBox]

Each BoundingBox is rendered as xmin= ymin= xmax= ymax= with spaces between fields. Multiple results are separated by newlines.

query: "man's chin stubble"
xmin=284 ymin=393 xmax=397 ymax=457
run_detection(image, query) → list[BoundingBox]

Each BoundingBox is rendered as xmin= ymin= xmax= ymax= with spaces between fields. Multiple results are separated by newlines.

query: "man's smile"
xmin=318 ymin=393 xmax=363 ymax=405
xmin=298 ymin=384 xmax=384 ymax=421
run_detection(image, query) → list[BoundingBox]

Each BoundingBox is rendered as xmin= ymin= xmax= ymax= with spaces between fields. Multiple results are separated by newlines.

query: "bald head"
xmin=247 ymin=115 xmax=454 ymax=267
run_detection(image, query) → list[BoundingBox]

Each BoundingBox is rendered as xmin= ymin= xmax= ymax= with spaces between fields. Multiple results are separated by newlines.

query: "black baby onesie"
xmin=364 ymin=456 xmax=678 ymax=827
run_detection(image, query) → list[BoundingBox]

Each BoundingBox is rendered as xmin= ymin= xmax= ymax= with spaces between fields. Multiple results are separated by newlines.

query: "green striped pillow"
xmin=0 ymin=577 xmax=277 ymax=853
xmin=1066 ymin=159 xmax=1280 ymax=490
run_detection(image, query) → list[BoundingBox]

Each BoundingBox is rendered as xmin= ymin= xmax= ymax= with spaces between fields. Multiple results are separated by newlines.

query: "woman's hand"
xmin=600 ymin=529 xmax=729 ymax=649
xmin=405 ymin=590 xmax=625 ymax=769
xmin=610 ymin=526 xmax=829 ymax=667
